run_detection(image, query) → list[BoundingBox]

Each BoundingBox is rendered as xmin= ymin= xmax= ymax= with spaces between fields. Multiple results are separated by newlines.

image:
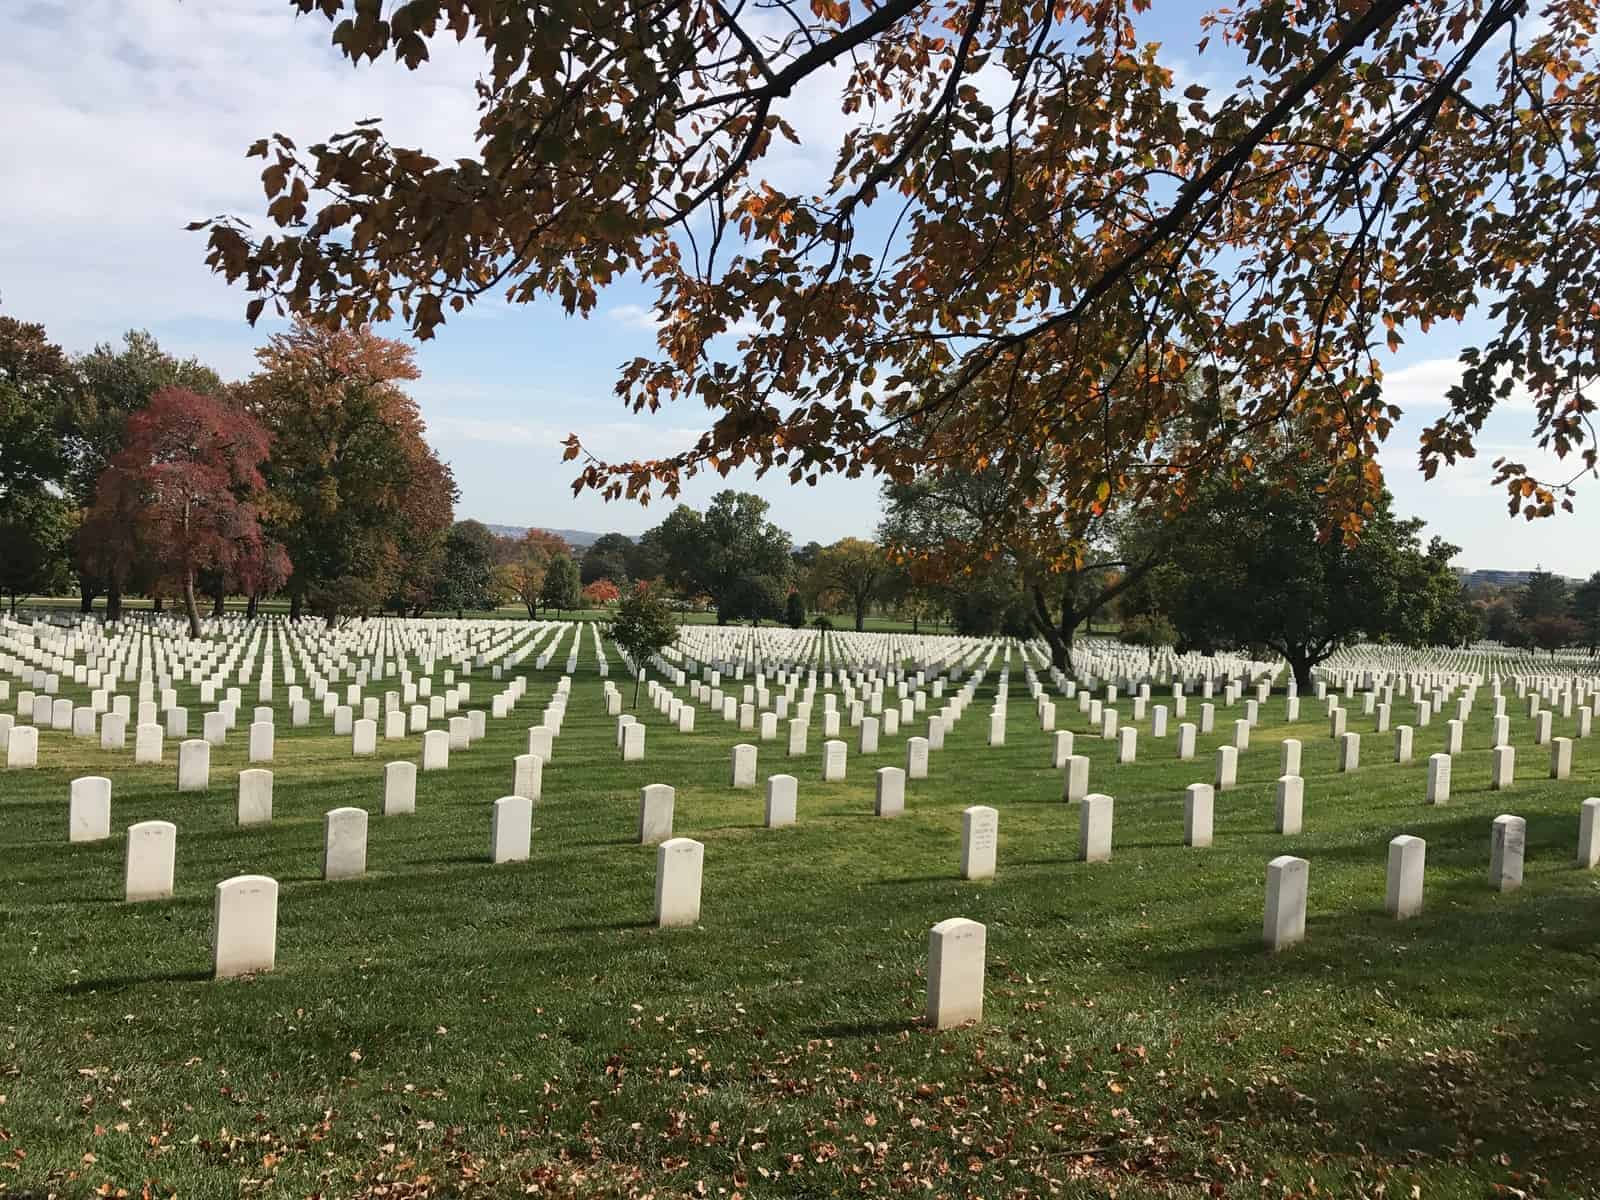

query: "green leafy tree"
xmin=1530 ymin=615 xmax=1582 ymax=655
xmin=541 ymin=552 xmax=581 ymax=616
xmin=582 ymin=532 xmax=634 ymax=587
xmin=608 ymin=585 xmax=679 ymax=707
xmin=807 ymin=538 xmax=886 ymax=631
xmin=648 ymin=491 xmax=792 ymax=624
xmin=784 ymin=589 xmax=806 ymax=629
xmin=433 ymin=520 xmax=499 ymax=617
xmin=0 ymin=317 xmax=75 ymax=502
xmin=1516 ymin=568 xmax=1570 ymax=621
xmin=1150 ymin=463 xmax=1437 ymax=691
xmin=1572 ymin=572 xmax=1600 ymax=656
xmin=0 ymin=491 xmax=74 ymax=614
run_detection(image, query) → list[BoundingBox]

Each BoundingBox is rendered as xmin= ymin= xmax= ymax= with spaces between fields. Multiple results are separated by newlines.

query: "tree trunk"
xmin=1285 ymin=647 xmax=1314 ymax=694
xmin=182 ymin=569 xmax=202 ymax=638
xmin=912 ymin=613 xmax=920 ymax=634
xmin=289 ymin=591 xmax=303 ymax=621
xmin=78 ymin=581 xmax=99 ymax=614
xmin=1028 ymin=584 xmax=1075 ymax=672
xmin=633 ymin=671 xmax=643 ymax=708
xmin=107 ymin=583 xmax=123 ymax=623
xmin=152 ymin=594 xmax=164 ymax=613
xmin=246 ymin=592 xmax=260 ymax=619
xmin=210 ymin=589 xmax=226 ymax=618
xmin=854 ymin=596 xmax=867 ymax=632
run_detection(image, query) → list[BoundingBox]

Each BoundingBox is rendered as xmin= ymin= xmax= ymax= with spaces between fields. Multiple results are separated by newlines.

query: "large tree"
xmin=648 ymin=490 xmax=792 ymax=625
xmin=581 ymin=532 xmax=634 ymax=587
xmin=203 ymin=1 xmax=1599 ymax=553
xmin=432 ymin=519 xmax=499 ymax=617
xmin=808 ymin=538 xmax=886 ymax=632
xmin=68 ymin=330 xmax=224 ymax=616
xmin=1143 ymin=463 xmax=1452 ymax=691
xmin=1516 ymin=568 xmax=1570 ymax=622
xmin=241 ymin=322 xmax=456 ymax=620
xmin=497 ymin=528 xmax=569 ymax=619
xmin=0 ymin=491 xmax=74 ymax=615
xmin=87 ymin=388 xmax=280 ymax=637
xmin=541 ymin=552 xmax=582 ymax=616
xmin=0 ymin=316 xmax=75 ymax=502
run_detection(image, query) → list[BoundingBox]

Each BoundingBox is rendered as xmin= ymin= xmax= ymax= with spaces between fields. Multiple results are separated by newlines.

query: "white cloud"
xmin=1378 ymin=356 xmax=1536 ymax=412
xmin=0 ymin=0 xmax=489 ymax=339
xmin=606 ymin=304 xmax=662 ymax=332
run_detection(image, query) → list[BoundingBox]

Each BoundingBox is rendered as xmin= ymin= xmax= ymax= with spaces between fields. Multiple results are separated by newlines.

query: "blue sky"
xmin=2 ymin=0 xmax=1594 ymax=575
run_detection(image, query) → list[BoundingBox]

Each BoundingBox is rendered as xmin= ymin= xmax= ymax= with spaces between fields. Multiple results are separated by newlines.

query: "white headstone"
xmin=323 ymin=807 xmax=369 ymax=879
xmin=765 ymin=774 xmax=798 ymax=827
xmin=654 ymin=836 xmax=704 ymax=927
xmin=621 ymin=721 xmax=645 ymax=761
xmin=906 ymin=736 xmax=929 ymax=779
xmin=68 ymin=776 xmax=112 ymax=842
xmin=1276 ymin=774 xmax=1304 ymax=835
xmin=422 ymin=728 xmax=449 ymax=771
xmin=1079 ymin=793 xmax=1113 ymax=862
xmin=237 ymin=767 xmax=273 ymax=825
xmin=1385 ymin=834 xmax=1426 ymax=919
xmin=960 ymin=806 xmax=998 ymax=879
xmin=1489 ymin=814 xmax=1525 ymax=891
xmin=874 ymin=766 xmax=905 ymax=817
xmin=124 ymin=819 xmax=176 ymax=902
xmin=490 ymin=795 xmax=533 ymax=863
xmin=384 ymin=760 xmax=417 ymax=815
xmin=731 ymin=743 xmax=758 ymax=788
xmin=638 ymin=783 xmax=675 ymax=844
xmin=1184 ymin=783 xmax=1214 ymax=848
xmin=177 ymin=739 xmax=210 ymax=792
xmin=1578 ymin=797 xmax=1600 ymax=870
xmin=822 ymin=738 xmax=846 ymax=782
xmin=926 ymin=917 xmax=985 ymax=1029
xmin=1426 ymin=753 xmax=1451 ymax=805
xmin=1490 ymin=744 xmax=1515 ymax=790
xmin=212 ymin=874 xmax=279 ymax=978
xmin=1263 ymin=856 xmax=1308 ymax=951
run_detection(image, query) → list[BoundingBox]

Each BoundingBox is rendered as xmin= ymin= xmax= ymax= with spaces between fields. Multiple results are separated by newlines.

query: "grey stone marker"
xmin=1184 ymin=783 xmax=1214 ymax=847
xmin=961 ymin=806 xmax=998 ymax=879
xmin=1426 ymin=753 xmax=1451 ymax=804
xmin=1490 ymin=745 xmax=1515 ymax=790
xmin=1078 ymin=793 xmax=1113 ymax=862
xmin=212 ymin=875 xmax=278 ymax=978
xmin=1063 ymin=753 xmax=1090 ymax=802
xmin=1550 ymin=736 xmax=1573 ymax=780
xmin=731 ymin=743 xmax=757 ymax=788
xmin=906 ymin=736 xmax=929 ymax=779
xmin=1275 ymin=775 xmax=1304 ymax=835
xmin=237 ymin=768 xmax=273 ymax=825
xmin=1215 ymin=745 xmax=1237 ymax=791
xmin=926 ymin=918 xmax=986 ymax=1029
xmin=822 ymin=738 xmax=847 ymax=782
xmin=1263 ymin=856 xmax=1309 ymax=951
xmin=1489 ymin=814 xmax=1525 ymax=891
xmin=490 ymin=795 xmax=532 ymax=864
xmin=1385 ymin=835 xmax=1425 ymax=919
xmin=69 ymin=776 xmax=112 ymax=843
xmin=177 ymin=739 xmax=211 ymax=792
xmin=1578 ymin=798 xmax=1600 ymax=869
xmin=124 ymin=820 xmax=176 ymax=902
xmin=621 ymin=721 xmax=645 ymax=762
xmin=874 ymin=766 xmax=906 ymax=817
xmin=1280 ymin=738 xmax=1301 ymax=778
xmin=134 ymin=722 xmax=163 ymax=764
xmin=638 ymin=783 xmax=675 ymax=844
xmin=249 ymin=721 xmax=274 ymax=763
xmin=384 ymin=760 xmax=417 ymax=815
xmin=654 ymin=837 xmax=704 ymax=927
xmin=323 ymin=807 xmax=369 ymax=879
xmin=765 ymin=774 xmax=798 ymax=827
xmin=513 ymin=753 xmax=543 ymax=802
xmin=528 ymin=725 xmax=554 ymax=761
xmin=422 ymin=729 xmax=449 ymax=771
xmin=1176 ymin=722 xmax=1197 ymax=760
xmin=1051 ymin=730 xmax=1074 ymax=769
xmin=1337 ymin=731 xmax=1360 ymax=772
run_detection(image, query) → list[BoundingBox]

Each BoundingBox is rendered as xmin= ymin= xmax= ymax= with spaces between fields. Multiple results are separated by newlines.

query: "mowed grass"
xmin=2 ymin=644 xmax=1599 ymax=1198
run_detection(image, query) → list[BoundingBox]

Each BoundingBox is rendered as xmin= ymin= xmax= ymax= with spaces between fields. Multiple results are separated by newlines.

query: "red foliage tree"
xmin=87 ymin=387 xmax=283 ymax=636
xmin=582 ymin=578 xmax=621 ymax=606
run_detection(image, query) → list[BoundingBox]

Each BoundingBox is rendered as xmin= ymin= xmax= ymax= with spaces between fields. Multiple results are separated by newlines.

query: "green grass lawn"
xmin=3 ymin=643 xmax=1598 ymax=1198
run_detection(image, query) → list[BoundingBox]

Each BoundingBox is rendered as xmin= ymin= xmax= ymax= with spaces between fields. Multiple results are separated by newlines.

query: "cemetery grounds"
xmin=2 ymin=618 xmax=1598 ymax=1199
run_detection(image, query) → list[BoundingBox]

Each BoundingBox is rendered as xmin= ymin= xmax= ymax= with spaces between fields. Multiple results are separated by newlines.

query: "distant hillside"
xmin=484 ymin=524 xmax=604 ymax=549
xmin=1458 ymin=568 xmax=1583 ymax=590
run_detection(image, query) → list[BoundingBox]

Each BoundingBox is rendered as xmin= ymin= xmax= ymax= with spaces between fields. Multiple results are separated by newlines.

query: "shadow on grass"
xmin=544 ymin=917 xmax=655 ymax=935
xmin=58 ymin=968 xmax=212 ymax=995
xmin=805 ymin=1017 xmax=920 ymax=1039
xmin=864 ymin=873 xmax=960 ymax=887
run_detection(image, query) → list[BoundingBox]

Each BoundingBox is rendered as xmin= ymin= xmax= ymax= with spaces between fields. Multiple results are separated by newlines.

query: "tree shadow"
xmin=58 ymin=967 xmax=212 ymax=995
xmin=864 ymin=873 xmax=958 ymax=887
xmin=544 ymin=917 xmax=655 ymax=935
xmin=804 ymin=1017 xmax=921 ymax=1039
